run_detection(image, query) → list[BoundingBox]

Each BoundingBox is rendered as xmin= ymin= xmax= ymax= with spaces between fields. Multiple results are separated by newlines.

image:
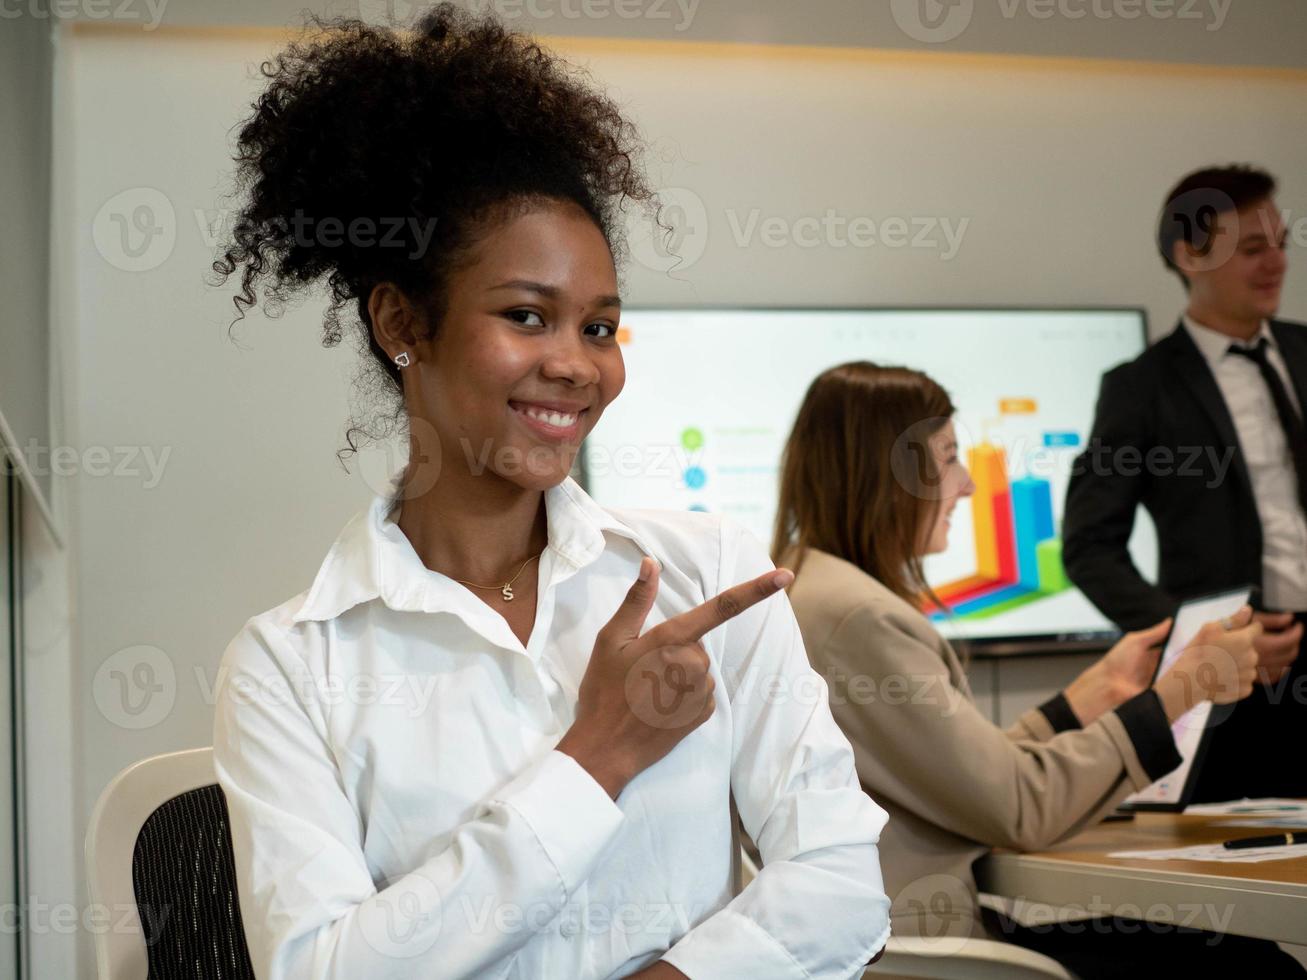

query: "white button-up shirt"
xmin=212 ymin=470 xmax=892 ymax=979
xmin=1183 ymin=315 xmax=1307 ymax=610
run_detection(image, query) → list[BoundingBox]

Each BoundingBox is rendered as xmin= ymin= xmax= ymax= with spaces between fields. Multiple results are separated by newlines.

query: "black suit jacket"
xmin=1063 ymin=317 xmax=1307 ymax=630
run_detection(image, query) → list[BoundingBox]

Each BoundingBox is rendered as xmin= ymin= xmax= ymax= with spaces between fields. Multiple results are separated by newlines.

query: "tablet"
xmin=1118 ymin=585 xmax=1252 ymax=812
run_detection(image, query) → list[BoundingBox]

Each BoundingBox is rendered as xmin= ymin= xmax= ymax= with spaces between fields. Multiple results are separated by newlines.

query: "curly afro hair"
xmin=210 ymin=2 xmax=657 ymax=459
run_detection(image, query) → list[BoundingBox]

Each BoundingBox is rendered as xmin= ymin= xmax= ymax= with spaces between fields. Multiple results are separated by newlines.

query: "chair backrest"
xmin=85 ymin=747 xmax=256 ymax=980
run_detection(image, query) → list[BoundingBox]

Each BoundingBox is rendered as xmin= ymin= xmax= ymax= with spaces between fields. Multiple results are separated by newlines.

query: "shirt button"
xmin=560 ymin=920 xmax=579 ymax=938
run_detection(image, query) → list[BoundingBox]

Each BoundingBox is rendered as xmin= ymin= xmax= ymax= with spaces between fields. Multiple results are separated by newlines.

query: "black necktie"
xmin=1227 ymin=337 xmax=1307 ymax=520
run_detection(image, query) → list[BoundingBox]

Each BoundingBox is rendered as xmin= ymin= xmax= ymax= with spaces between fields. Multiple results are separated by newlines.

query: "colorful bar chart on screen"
xmin=926 ymin=441 xmax=1070 ymax=621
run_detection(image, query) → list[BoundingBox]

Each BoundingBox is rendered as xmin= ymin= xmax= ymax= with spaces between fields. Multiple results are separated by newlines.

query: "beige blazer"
xmin=783 ymin=545 xmax=1161 ymax=942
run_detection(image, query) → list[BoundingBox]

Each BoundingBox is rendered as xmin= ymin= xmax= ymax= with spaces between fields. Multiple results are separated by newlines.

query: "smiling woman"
xmin=205 ymin=4 xmax=891 ymax=979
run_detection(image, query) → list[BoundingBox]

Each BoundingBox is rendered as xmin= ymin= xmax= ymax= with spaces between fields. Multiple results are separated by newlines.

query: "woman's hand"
xmin=556 ymin=556 xmax=794 ymax=800
xmin=1063 ymin=618 xmax=1172 ymax=725
xmin=1155 ymin=606 xmax=1261 ymax=722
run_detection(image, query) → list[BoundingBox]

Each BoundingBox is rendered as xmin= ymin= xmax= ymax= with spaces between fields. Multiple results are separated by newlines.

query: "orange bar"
xmin=969 ymin=443 xmax=1009 ymax=579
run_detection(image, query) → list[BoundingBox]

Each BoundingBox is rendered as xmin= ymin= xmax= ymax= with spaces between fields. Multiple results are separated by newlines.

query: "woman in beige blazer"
xmin=772 ymin=361 xmax=1303 ymax=977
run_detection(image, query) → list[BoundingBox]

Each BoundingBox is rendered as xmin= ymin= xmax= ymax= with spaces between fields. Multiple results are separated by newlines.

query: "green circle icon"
xmin=681 ymin=427 xmax=704 ymax=451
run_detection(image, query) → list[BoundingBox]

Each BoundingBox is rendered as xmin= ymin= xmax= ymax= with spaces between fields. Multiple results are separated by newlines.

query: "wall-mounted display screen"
xmin=582 ymin=307 xmax=1156 ymax=648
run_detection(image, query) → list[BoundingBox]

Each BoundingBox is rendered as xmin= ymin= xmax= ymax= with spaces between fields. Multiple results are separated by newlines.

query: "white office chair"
xmin=85 ymin=747 xmax=256 ymax=980
xmin=739 ymin=848 xmax=1073 ymax=980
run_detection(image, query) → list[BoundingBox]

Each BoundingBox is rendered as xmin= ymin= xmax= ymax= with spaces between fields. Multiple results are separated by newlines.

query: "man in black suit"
xmin=1064 ymin=165 xmax=1306 ymax=802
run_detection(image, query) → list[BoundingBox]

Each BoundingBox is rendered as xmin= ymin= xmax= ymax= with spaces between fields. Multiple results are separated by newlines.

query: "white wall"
xmin=594 ymin=41 xmax=1307 ymax=325
xmin=58 ymin=22 xmax=1307 ymax=977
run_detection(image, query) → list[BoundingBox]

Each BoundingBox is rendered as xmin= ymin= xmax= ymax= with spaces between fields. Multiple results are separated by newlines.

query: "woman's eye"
xmin=586 ymin=322 xmax=617 ymax=339
xmin=507 ymin=310 xmax=545 ymax=327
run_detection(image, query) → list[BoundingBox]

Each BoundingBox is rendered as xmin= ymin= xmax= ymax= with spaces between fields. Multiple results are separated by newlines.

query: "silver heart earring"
xmin=394 ymin=351 xmax=411 ymax=368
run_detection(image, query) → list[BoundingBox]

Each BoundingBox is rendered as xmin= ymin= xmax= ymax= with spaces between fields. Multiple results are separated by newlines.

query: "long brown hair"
xmin=771 ymin=361 xmax=956 ymax=609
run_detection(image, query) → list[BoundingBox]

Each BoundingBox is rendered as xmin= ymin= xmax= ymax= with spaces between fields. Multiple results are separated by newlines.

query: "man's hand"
xmin=1251 ymin=611 xmax=1302 ymax=686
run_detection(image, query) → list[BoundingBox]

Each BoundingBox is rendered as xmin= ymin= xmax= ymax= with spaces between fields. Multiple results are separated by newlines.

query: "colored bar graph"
xmin=927 ymin=440 xmax=1071 ymax=622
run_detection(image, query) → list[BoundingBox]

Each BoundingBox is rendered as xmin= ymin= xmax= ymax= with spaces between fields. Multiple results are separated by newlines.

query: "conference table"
xmin=975 ymin=809 xmax=1307 ymax=945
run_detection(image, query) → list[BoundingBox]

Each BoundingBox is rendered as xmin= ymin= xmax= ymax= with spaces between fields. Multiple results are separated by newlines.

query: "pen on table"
xmin=1222 ymin=832 xmax=1307 ymax=851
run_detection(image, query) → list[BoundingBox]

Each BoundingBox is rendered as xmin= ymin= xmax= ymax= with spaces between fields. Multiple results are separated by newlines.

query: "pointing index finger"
xmin=642 ymin=568 xmax=794 ymax=646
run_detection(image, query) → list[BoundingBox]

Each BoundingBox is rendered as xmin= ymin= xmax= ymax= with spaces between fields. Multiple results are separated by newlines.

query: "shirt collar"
xmin=290 ymin=468 xmax=658 ymax=625
xmin=1182 ymin=313 xmax=1276 ymax=367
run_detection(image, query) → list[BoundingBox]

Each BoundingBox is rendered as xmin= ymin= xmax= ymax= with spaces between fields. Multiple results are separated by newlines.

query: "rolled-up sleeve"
xmin=212 ymin=616 xmax=625 ymax=980
xmin=660 ymin=519 xmax=893 ymax=980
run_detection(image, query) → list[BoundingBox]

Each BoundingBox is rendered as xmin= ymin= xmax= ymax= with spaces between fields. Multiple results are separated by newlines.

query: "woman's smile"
xmin=509 ymin=398 xmax=590 ymax=442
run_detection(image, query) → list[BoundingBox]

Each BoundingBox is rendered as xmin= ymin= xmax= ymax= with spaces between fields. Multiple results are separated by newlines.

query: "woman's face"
xmin=409 ymin=200 xmax=625 ymax=492
xmin=921 ymin=419 xmax=975 ymax=555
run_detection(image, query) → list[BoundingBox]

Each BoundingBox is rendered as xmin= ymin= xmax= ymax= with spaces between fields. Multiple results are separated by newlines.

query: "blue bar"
xmin=1010 ymin=477 xmax=1054 ymax=590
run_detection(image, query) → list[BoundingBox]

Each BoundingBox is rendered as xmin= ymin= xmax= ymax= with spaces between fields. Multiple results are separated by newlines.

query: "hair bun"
xmin=210 ymin=1 xmax=656 ymax=459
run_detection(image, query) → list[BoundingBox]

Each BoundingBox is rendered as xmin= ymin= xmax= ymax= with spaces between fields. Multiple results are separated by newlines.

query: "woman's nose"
xmin=541 ymin=331 xmax=601 ymax=386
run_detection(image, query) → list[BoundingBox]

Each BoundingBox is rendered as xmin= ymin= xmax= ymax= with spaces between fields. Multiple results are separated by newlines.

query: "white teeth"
xmin=521 ymin=406 xmax=577 ymax=428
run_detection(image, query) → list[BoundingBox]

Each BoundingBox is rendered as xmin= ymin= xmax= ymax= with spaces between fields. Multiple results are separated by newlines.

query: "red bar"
xmin=992 ymin=489 xmax=1018 ymax=584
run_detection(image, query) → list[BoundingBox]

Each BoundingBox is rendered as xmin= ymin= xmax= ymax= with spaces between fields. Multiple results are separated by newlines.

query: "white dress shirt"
xmin=212 ymin=469 xmax=892 ymax=980
xmin=1183 ymin=315 xmax=1307 ymax=610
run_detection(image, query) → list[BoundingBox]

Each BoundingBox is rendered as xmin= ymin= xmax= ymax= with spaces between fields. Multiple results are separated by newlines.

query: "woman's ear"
xmin=367 ymin=281 xmax=423 ymax=361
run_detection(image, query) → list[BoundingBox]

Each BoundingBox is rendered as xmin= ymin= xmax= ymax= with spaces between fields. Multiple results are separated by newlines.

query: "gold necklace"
xmin=453 ymin=552 xmax=542 ymax=602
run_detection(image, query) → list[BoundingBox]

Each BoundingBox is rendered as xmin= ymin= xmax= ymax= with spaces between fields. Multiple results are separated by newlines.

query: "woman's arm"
xmin=213 ymin=616 xmax=626 ymax=980
xmin=1002 ymin=618 xmax=1172 ymax=744
xmin=658 ymin=518 xmax=892 ymax=980
xmin=812 ymin=603 xmax=1183 ymax=854
xmin=1060 ymin=618 xmax=1172 ymax=726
